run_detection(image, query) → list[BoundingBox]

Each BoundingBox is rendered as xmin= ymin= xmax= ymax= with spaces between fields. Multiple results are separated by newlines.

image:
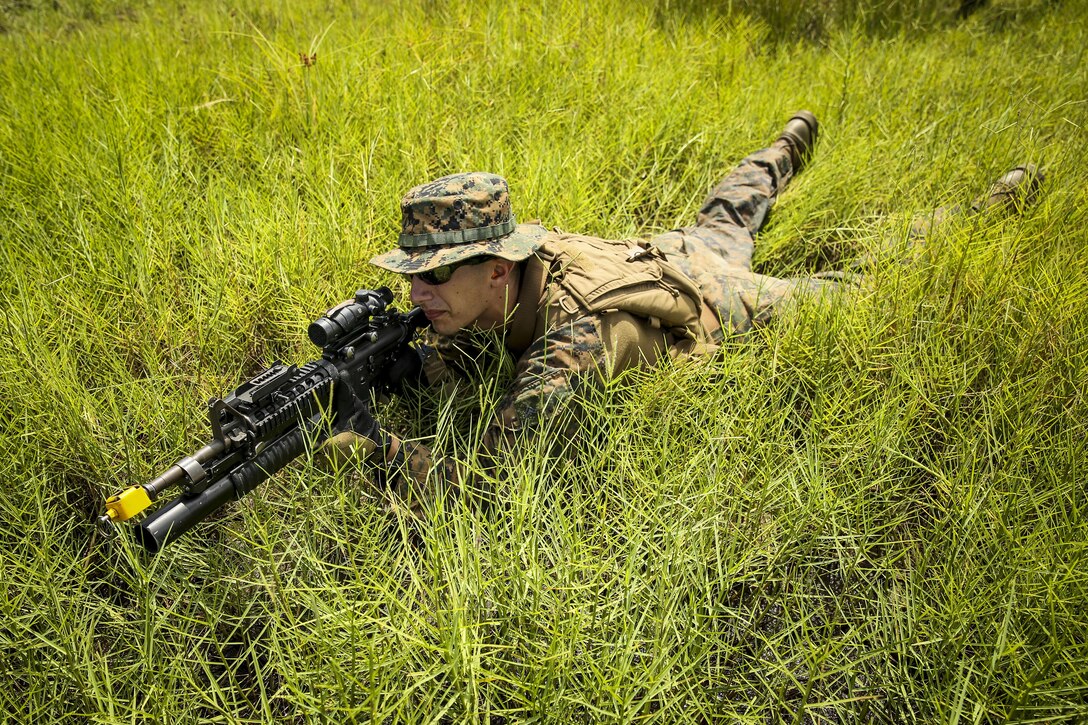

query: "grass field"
xmin=2 ymin=0 xmax=1086 ymax=721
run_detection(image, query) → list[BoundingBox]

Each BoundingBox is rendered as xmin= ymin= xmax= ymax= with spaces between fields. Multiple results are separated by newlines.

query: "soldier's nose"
xmin=410 ymin=275 xmax=433 ymax=303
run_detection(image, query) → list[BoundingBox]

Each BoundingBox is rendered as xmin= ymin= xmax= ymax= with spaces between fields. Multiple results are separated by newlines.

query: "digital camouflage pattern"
xmin=400 ymin=172 xmax=513 ymax=237
xmin=370 ymin=171 xmax=549 ymax=274
xmin=650 ymin=142 xmax=846 ymax=335
xmin=380 ymin=316 xmax=608 ymax=514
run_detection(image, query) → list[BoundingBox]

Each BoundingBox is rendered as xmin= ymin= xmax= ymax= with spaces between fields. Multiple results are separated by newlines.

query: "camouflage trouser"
xmin=650 ymin=147 xmax=1037 ymax=336
xmin=650 ymin=143 xmax=842 ymax=336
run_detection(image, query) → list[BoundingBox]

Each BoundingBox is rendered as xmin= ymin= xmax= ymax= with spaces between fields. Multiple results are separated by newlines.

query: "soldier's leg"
xmin=909 ymin=164 xmax=1044 ymax=238
xmin=682 ymin=111 xmax=817 ymax=266
xmin=649 ymin=143 xmax=796 ymax=326
xmin=653 ymin=112 xmax=816 ymax=265
xmin=651 ymin=113 xmax=824 ymax=334
xmin=666 ymin=241 xmax=844 ymax=335
xmin=650 ymin=147 xmax=792 ymax=332
xmin=652 ymin=155 xmax=817 ymax=331
xmin=652 ymin=142 xmax=796 ymax=269
xmin=691 ymin=143 xmax=796 ymax=268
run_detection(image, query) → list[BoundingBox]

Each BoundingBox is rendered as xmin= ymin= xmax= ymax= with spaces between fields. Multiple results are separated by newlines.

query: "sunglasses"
xmin=406 ymin=256 xmax=489 ymax=286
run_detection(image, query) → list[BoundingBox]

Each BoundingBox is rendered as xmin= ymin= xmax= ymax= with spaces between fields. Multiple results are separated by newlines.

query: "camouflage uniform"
xmin=354 ymin=147 xmax=842 ymax=514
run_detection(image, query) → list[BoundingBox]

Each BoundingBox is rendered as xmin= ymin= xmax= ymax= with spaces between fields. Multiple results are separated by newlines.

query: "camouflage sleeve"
xmin=414 ymin=328 xmax=488 ymax=390
xmin=382 ymin=314 xmax=618 ymax=511
xmin=482 ymin=313 xmax=609 ymax=447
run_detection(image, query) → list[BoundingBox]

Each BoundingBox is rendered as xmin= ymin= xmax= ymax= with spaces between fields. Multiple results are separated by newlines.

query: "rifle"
xmin=100 ymin=287 xmax=426 ymax=554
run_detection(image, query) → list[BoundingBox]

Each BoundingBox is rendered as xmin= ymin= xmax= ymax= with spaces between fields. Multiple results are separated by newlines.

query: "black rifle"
xmin=100 ymin=287 xmax=426 ymax=553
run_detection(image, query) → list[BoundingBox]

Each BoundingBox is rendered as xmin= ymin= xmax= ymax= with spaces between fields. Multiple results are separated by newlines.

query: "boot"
xmin=775 ymin=110 xmax=819 ymax=173
xmin=971 ymin=164 xmax=1044 ymax=214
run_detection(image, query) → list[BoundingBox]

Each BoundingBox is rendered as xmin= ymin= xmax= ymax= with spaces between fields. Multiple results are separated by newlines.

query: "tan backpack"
xmin=534 ymin=233 xmax=708 ymax=342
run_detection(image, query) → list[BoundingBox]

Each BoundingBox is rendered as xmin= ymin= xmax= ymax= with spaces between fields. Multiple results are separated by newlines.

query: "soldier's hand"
xmin=316 ymin=404 xmax=389 ymax=472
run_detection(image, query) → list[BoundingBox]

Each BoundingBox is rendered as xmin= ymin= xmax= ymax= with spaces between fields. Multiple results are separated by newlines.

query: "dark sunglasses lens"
xmin=414 ymin=265 xmax=455 ymax=285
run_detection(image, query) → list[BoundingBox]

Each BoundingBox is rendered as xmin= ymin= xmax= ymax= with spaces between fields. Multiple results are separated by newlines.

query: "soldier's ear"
xmin=488 ymin=259 xmax=517 ymax=284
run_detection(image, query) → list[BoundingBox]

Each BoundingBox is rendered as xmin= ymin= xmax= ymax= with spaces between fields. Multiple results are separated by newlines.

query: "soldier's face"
xmin=409 ymin=259 xmax=515 ymax=336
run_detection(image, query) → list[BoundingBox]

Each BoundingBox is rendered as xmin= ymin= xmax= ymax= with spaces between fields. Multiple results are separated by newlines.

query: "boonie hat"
xmin=370 ymin=172 xmax=548 ymax=274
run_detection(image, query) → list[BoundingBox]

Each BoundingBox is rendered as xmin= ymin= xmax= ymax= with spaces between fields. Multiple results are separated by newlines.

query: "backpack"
xmin=535 ymin=233 xmax=708 ymax=342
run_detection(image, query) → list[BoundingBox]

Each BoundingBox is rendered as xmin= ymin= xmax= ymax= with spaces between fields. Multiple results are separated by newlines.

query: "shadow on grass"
xmin=647 ymin=0 xmax=1061 ymax=45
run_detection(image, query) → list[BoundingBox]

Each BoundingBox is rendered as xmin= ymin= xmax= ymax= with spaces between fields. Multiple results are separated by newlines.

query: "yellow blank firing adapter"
xmin=103 ymin=486 xmax=153 ymax=522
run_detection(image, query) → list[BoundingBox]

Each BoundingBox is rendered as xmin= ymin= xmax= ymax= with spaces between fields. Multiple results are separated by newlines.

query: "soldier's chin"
xmin=427 ymin=312 xmax=456 ymax=335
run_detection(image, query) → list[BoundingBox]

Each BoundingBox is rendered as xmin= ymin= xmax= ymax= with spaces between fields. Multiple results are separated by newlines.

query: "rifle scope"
xmin=308 ymin=287 xmax=394 ymax=348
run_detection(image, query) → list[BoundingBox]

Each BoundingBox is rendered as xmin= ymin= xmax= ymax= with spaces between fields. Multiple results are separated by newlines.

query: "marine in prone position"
xmin=320 ymin=111 xmax=1043 ymax=517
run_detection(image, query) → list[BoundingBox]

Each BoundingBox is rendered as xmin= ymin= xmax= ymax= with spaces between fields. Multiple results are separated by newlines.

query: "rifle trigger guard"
xmin=337 ymin=369 xmax=364 ymax=410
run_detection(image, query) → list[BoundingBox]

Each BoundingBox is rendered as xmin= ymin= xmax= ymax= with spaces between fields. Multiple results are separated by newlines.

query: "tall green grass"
xmin=1 ymin=0 xmax=1086 ymax=721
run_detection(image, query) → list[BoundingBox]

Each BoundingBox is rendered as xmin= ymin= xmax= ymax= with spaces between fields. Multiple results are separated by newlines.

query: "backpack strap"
xmin=503 ymin=252 xmax=551 ymax=356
